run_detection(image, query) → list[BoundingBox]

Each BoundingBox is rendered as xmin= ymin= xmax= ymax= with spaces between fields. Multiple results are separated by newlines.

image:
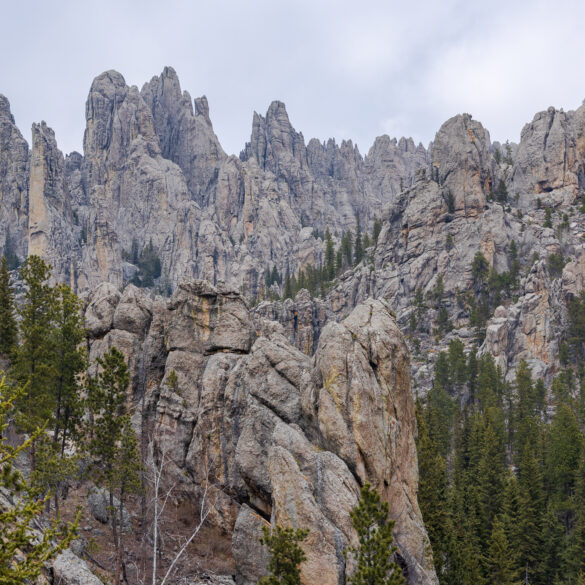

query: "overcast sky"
xmin=2 ymin=0 xmax=585 ymax=156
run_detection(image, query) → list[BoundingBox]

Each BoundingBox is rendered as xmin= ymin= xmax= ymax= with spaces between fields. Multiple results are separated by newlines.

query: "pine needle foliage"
xmin=0 ymin=256 xmax=17 ymax=357
xmin=345 ymin=483 xmax=405 ymax=585
xmin=259 ymin=524 xmax=309 ymax=585
xmin=0 ymin=377 xmax=77 ymax=584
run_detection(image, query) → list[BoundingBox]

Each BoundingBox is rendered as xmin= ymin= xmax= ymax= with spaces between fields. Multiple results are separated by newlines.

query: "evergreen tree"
xmin=112 ymin=417 xmax=141 ymax=583
xmin=0 ymin=256 xmax=17 ymax=356
xmin=483 ymin=516 xmax=517 ymax=585
xmin=271 ymin=265 xmax=281 ymax=286
xmin=284 ymin=269 xmax=292 ymax=300
xmin=3 ymin=227 xmax=19 ymax=270
xmin=354 ymin=213 xmax=363 ymax=265
xmin=259 ymin=524 xmax=309 ymax=585
xmin=476 ymin=411 xmax=507 ymax=543
xmin=471 ymin=252 xmax=490 ymax=291
xmin=564 ymin=451 xmax=585 ymax=580
xmin=345 ymin=483 xmax=405 ymax=585
xmin=508 ymin=240 xmax=520 ymax=282
xmin=342 ymin=231 xmax=353 ymax=267
xmin=425 ymin=381 xmax=454 ymax=458
xmin=448 ymin=339 xmax=467 ymax=391
xmin=325 ymin=229 xmax=335 ymax=280
xmin=416 ymin=402 xmax=451 ymax=576
xmin=51 ymin=284 xmax=86 ymax=454
xmin=372 ymin=219 xmax=382 ymax=245
xmin=495 ymin=179 xmax=508 ymax=203
xmin=12 ymin=256 xmax=56 ymax=443
xmin=567 ymin=291 xmax=585 ymax=361
xmin=467 ymin=349 xmax=478 ymax=403
xmin=31 ymin=440 xmax=78 ymax=515
xmin=516 ymin=445 xmax=546 ymax=583
xmin=545 ymin=403 xmax=583 ymax=539
xmin=363 ymin=232 xmax=371 ymax=251
xmin=0 ymin=378 xmax=77 ymax=583
xmin=87 ymin=346 xmax=133 ymax=585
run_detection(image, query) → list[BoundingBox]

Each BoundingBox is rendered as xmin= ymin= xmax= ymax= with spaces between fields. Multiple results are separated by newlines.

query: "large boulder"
xmin=52 ymin=550 xmax=103 ymax=585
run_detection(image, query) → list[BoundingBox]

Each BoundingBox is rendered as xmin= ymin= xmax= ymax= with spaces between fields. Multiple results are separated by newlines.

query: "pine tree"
xmin=3 ymin=227 xmax=19 ymax=270
xmin=345 ymin=483 xmax=405 ymax=585
xmin=342 ymin=231 xmax=353 ymax=267
xmin=363 ymin=232 xmax=371 ymax=251
xmin=545 ymin=402 xmax=583 ymax=548
xmin=112 ymin=417 xmax=141 ymax=583
xmin=31 ymin=440 xmax=78 ymax=515
xmin=87 ymin=346 xmax=132 ymax=585
xmin=467 ymin=349 xmax=478 ymax=403
xmin=565 ymin=451 xmax=585 ymax=580
xmin=483 ymin=516 xmax=517 ymax=585
xmin=476 ymin=411 xmax=507 ymax=543
xmin=0 ymin=256 xmax=17 ymax=356
xmin=354 ymin=213 xmax=363 ymax=265
xmin=372 ymin=218 xmax=382 ymax=245
xmin=271 ymin=265 xmax=281 ymax=286
xmin=259 ymin=524 xmax=309 ymax=585
xmin=508 ymin=240 xmax=520 ymax=282
xmin=51 ymin=284 xmax=86 ymax=455
xmin=516 ymin=445 xmax=546 ymax=583
xmin=284 ymin=269 xmax=292 ymax=300
xmin=416 ymin=401 xmax=451 ymax=576
xmin=0 ymin=378 xmax=77 ymax=582
xmin=325 ymin=229 xmax=335 ymax=280
xmin=12 ymin=256 xmax=56 ymax=444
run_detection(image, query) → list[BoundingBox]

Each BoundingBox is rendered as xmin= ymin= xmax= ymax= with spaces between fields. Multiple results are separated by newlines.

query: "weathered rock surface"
xmin=512 ymin=103 xmax=585 ymax=202
xmin=0 ymin=67 xmax=434 ymax=298
xmin=87 ymin=486 xmax=131 ymax=530
xmin=431 ymin=113 xmax=492 ymax=218
xmin=0 ymin=95 xmax=29 ymax=265
xmin=52 ymin=550 xmax=103 ymax=585
xmin=83 ymin=280 xmax=438 ymax=585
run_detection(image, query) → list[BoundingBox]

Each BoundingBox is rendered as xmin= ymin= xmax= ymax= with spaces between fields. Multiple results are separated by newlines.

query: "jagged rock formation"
xmin=0 ymin=67 xmax=429 ymax=296
xmin=83 ymin=280 xmax=437 ymax=585
xmin=512 ymin=103 xmax=585 ymax=203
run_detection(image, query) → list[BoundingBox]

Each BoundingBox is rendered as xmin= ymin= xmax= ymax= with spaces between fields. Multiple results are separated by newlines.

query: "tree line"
xmin=417 ymin=339 xmax=585 ymax=585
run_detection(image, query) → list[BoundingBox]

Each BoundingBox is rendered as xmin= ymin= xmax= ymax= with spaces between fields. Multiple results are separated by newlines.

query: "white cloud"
xmin=1 ymin=0 xmax=584 ymax=156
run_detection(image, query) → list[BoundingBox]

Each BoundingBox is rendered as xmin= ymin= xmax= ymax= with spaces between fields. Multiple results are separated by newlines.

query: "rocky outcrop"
xmin=481 ymin=260 xmax=565 ymax=380
xmin=0 ymin=95 xmax=29 ymax=264
xmin=52 ymin=550 xmax=103 ymax=585
xmin=431 ymin=114 xmax=492 ymax=218
xmin=141 ymin=66 xmax=227 ymax=206
xmin=253 ymin=289 xmax=332 ymax=354
xmin=83 ymin=280 xmax=437 ymax=585
xmin=512 ymin=103 xmax=585 ymax=203
xmin=28 ymin=121 xmax=78 ymax=283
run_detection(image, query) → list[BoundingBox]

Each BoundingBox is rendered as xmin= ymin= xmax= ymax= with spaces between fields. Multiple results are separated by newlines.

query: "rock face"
xmin=83 ymin=280 xmax=437 ymax=585
xmin=0 ymin=95 xmax=29 ymax=265
xmin=0 ymin=68 xmax=431 ymax=298
xmin=431 ymin=113 xmax=492 ymax=218
xmin=512 ymin=104 xmax=585 ymax=202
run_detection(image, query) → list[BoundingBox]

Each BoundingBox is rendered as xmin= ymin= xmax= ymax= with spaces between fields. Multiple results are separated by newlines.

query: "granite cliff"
xmin=81 ymin=281 xmax=436 ymax=585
